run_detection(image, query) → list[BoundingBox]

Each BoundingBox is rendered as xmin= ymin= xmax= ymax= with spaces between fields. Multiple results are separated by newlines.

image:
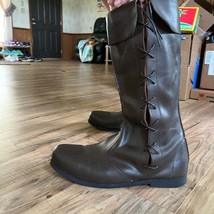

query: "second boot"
xmin=51 ymin=0 xmax=189 ymax=188
xmin=88 ymin=111 xmax=122 ymax=131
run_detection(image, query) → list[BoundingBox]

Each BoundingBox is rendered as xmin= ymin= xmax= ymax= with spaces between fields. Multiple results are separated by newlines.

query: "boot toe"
xmin=89 ymin=111 xmax=108 ymax=125
xmin=51 ymin=144 xmax=83 ymax=175
xmin=50 ymin=142 xmax=130 ymax=187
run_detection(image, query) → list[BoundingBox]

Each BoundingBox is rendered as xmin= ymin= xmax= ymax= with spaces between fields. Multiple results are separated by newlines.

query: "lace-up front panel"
xmin=136 ymin=0 xmax=162 ymax=169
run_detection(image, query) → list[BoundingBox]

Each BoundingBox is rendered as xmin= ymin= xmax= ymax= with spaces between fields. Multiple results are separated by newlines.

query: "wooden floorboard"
xmin=176 ymin=162 xmax=214 ymax=214
xmin=0 ymin=60 xmax=214 ymax=214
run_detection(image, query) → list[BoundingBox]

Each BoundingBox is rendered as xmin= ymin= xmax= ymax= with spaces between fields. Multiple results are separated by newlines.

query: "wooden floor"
xmin=0 ymin=61 xmax=214 ymax=214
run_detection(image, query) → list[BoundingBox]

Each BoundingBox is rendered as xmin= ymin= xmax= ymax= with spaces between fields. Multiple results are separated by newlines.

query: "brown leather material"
xmin=107 ymin=1 xmax=137 ymax=45
xmin=88 ymin=111 xmax=122 ymax=131
xmin=51 ymin=0 xmax=189 ymax=188
xmin=150 ymin=0 xmax=181 ymax=34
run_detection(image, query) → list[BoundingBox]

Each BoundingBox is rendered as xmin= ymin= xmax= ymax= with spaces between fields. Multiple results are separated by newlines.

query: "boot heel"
xmin=149 ymin=176 xmax=187 ymax=188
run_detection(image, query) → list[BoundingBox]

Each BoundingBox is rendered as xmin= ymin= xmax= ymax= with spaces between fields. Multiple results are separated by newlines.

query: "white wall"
xmin=63 ymin=0 xmax=108 ymax=34
xmin=12 ymin=0 xmax=30 ymax=29
xmin=0 ymin=5 xmax=5 ymax=42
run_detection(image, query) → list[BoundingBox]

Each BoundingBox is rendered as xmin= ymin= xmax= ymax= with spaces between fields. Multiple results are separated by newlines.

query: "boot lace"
xmin=137 ymin=0 xmax=162 ymax=170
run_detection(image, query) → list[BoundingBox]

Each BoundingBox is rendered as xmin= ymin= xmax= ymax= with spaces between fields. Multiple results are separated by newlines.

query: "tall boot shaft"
xmin=107 ymin=0 xmax=188 ymax=170
xmin=108 ymin=0 xmax=181 ymax=127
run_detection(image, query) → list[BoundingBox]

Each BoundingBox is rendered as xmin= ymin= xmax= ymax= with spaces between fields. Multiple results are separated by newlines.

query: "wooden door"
xmin=31 ymin=0 xmax=61 ymax=58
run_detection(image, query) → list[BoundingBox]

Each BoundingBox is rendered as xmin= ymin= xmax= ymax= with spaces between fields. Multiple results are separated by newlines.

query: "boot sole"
xmin=88 ymin=119 xmax=120 ymax=132
xmin=51 ymin=162 xmax=187 ymax=188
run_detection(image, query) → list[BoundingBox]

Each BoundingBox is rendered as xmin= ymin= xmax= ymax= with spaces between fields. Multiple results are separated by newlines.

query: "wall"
xmin=62 ymin=0 xmax=107 ymax=34
xmin=13 ymin=28 xmax=32 ymax=43
xmin=62 ymin=0 xmax=108 ymax=59
xmin=61 ymin=33 xmax=92 ymax=60
xmin=12 ymin=0 xmax=30 ymax=29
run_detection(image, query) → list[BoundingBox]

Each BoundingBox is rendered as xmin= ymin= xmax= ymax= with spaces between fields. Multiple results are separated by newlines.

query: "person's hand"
xmin=102 ymin=0 xmax=131 ymax=11
xmin=108 ymin=0 xmax=131 ymax=8
xmin=102 ymin=0 xmax=145 ymax=11
xmin=101 ymin=0 xmax=111 ymax=11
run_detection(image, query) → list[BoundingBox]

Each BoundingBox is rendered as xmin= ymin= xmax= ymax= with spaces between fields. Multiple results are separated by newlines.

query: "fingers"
xmin=106 ymin=0 xmax=145 ymax=11
xmin=114 ymin=0 xmax=130 ymax=7
xmin=107 ymin=0 xmax=116 ymax=10
xmin=108 ymin=0 xmax=130 ymax=8
xmin=107 ymin=0 xmax=114 ymax=5
xmin=101 ymin=0 xmax=110 ymax=11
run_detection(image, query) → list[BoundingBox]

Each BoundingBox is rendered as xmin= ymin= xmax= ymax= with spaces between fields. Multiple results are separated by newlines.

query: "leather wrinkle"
xmin=106 ymin=139 xmax=134 ymax=182
xmin=105 ymin=141 xmax=132 ymax=182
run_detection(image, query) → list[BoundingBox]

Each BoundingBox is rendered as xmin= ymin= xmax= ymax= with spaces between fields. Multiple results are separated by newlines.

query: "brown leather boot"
xmin=51 ymin=0 xmax=189 ymax=188
xmin=88 ymin=111 xmax=122 ymax=131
